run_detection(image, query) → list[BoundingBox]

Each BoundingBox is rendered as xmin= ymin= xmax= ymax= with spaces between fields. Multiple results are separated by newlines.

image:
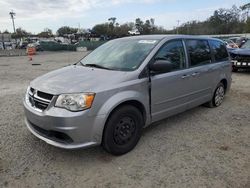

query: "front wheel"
xmin=102 ymin=105 xmax=144 ymax=155
xmin=205 ymin=82 xmax=225 ymax=108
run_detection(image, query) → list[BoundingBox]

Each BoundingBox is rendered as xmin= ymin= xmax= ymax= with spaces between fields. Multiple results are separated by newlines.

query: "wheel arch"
xmin=92 ymin=90 xmax=150 ymax=143
xmin=220 ymin=78 xmax=228 ymax=92
xmin=101 ymin=99 xmax=147 ymax=146
xmin=106 ymin=100 xmax=147 ymax=125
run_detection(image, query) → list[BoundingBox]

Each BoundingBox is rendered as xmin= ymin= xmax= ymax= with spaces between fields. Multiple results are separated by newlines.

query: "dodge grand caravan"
xmin=24 ymin=35 xmax=231 ymax=155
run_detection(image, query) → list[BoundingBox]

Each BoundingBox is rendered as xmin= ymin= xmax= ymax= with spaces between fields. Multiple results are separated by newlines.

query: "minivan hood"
xmin=30 ymin=65 xmax=129 ymax=95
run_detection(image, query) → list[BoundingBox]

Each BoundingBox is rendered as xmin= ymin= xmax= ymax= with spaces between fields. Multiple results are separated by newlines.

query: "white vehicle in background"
xmin=128 ymin=29 xmax=140 ymax=35
xmin=4 ymin=42 xmax=13 ymax=50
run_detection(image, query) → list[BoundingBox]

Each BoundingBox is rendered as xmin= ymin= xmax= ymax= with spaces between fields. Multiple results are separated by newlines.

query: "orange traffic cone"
xmin=27 ymin=46 xmax=36 ymax=62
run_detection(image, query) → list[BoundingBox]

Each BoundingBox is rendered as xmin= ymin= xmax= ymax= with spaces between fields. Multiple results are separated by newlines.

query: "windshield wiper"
xmin=82 ymin=63 xmax=112 ymax=70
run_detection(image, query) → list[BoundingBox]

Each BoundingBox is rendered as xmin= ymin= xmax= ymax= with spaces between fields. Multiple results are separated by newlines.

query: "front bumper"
xmin=23 ymin=99 xmax=106 ymax=149
xmin=232 ymin=60 xmax=250 ymax=68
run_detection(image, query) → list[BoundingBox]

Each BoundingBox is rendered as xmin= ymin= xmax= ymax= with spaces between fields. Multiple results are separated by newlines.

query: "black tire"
xmin=102 ymin=105 xmax=144 ymax=155
xmin=205 ymin=82 xmax=225 ymax=108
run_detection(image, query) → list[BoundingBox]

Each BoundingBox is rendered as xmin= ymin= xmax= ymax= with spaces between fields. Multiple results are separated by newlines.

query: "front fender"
xmin=89 ymin=90 xmax=150 ymax=144
xmin=97 ymin=90 xmax=150 ymax=123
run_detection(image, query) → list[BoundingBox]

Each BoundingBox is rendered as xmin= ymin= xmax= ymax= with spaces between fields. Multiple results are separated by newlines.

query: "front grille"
xmin=37 ymin=91 xmax=53 ymax=101
xmin=234 ymin=55 xmax=250 ymax=62
xmin=27 ymin=87 xmax=53 ymax=111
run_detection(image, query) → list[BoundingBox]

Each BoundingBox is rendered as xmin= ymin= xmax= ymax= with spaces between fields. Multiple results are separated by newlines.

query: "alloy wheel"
xmin=214 ymin=86 xmax=225 ymax=106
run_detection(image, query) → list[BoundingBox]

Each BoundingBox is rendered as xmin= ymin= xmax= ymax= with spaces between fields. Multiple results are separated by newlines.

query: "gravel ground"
xmin=0 ymin=52 xmax=249 ymax=188
xmin=0 ymin=49 xmax=26 ymax=57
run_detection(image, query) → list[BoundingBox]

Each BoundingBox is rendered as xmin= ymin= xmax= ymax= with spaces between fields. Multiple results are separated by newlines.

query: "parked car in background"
xmin=230 ymin=39 xmax=250 ymax=72
xmin=128 ymin=29 xmax=140 ymax=35
xmin=229 ymin=37 xmax=247 ymax=48
xmin=0 ymin=42 xmax=4 ymax=50
xmin=24 ymin=35 xmax=231 ymax=155
xmin=4 ymin=42 xmax=13 ymax=50
xmin=224 ymin=39 xmax=239 ymax=49
xmin=32 ymin=41 xmax=43 ymax=51
xmin=18 ymin=40 xmax=28 ymax=49
xmin=241 ymin=39 xmax=250 ymax=49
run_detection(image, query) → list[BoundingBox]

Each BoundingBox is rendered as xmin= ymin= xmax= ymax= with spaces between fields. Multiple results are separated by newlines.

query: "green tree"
xmin=135 ymin=18 xmax=144 ymax=32
xmin=142 ymin=20 xmax=152 ymax=34
xmin=208 ymin=6 xmax=241 ymax=34
xmin=176 ymin=5 xmax=245 ymax=35
xmin=92 ymin=23 xmax=110 ymax=36
xmin=240 ymin=3 xmax=250 ymax=20
xmin=108 ymin=17 xmax=117 ymax=26
xmin=12 ymin=27 xmax=30 ymax=38
xmin=3 ymin=30 xmax=10 ymax=34
xmin=92 ymin=18 xmax=170 ymax=37
xmin=93 ymin=22 xmax=135 ymax=37
xmin=245 ymin=18 xmax=250 ymax=32
xmin=115 ymin=23 xmax=133 ymax=36
xmin=37 ymin=28 xmax=53 ymax=38
xmin=57 ymin=26 xmax=78 ymax=36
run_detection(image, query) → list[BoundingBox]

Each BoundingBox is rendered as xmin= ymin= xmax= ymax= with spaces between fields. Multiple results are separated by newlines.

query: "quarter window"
xmin=186 ymin=40 xmax=212 ymax=67
xmin=154 ymin=40 xmax=186 ymax=71
xmin=210 ymin=40 xmax=229 ymax=62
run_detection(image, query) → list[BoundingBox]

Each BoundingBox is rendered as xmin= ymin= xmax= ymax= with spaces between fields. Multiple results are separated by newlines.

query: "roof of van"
xmin=119 ymin=35 xmax=221 ymax=41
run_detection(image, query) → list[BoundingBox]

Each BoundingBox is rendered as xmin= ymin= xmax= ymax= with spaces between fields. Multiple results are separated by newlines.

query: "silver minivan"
xmin=24 ymin=35 xmax=231 ymax=155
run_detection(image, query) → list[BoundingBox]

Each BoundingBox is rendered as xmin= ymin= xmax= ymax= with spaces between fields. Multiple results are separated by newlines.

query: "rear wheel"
xmin=102 ymin=105 xmax=144 ymax=155
xmin=205 ymin=82 xmax=225 ymax=108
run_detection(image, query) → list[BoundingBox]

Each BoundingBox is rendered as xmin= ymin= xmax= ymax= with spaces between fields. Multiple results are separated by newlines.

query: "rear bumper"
xmin=23 ymin=99 xmax=106 ymax=149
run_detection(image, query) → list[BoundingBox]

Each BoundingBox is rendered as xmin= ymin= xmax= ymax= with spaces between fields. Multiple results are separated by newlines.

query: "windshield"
xmin=78 ymin=39 xmax=159 ymax=71
xmin=241 ymin=40 xmax=250 ymax=49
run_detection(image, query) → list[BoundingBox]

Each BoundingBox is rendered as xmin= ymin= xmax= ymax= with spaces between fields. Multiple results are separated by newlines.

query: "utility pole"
xmin=176 ymin=20 xmax=180 ymax=34
xmin=9 ymin=10 xmax=16 ymax=33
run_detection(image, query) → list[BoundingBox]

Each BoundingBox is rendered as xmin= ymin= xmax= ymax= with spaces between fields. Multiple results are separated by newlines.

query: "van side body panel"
xmin=149 ymin=37 xmax=232 ymax=123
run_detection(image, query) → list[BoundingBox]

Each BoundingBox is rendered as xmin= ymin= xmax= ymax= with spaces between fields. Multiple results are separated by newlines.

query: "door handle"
xmin=181 ymin=74 xmax=190 ymax=79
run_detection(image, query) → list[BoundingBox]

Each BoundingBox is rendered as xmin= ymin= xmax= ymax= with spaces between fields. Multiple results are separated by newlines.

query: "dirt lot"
xmin=0 ymin=49 xmax=26 ymax=57
xmin=0 ymin=52 xmax=249 ymax=188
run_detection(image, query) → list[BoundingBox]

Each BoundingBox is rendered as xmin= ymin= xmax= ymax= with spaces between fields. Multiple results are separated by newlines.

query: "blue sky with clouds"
xmin=0 ymin=0 xmax=248 ymax=34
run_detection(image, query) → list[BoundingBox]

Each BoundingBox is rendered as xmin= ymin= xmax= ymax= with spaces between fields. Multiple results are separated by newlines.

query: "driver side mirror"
xmin=149 ymin=60 xmax=173 ymax=73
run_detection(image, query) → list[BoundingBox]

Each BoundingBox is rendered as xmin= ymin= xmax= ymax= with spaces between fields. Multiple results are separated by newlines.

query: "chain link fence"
xmin=40 ymin=41 xmax=106 ymax=51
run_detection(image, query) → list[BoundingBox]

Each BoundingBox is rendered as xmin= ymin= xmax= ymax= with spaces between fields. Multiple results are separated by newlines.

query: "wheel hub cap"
xmin=215 ymin=86 xmax=224 ymax=106
xmin=114 ymin=116 xmax=136 ymax=145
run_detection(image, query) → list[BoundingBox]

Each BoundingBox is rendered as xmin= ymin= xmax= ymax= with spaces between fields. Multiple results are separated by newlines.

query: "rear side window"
xmin=210 ymin=40 xmax=229 ymax=62
xmin=186 ymin=40 xmax=212 ymax=67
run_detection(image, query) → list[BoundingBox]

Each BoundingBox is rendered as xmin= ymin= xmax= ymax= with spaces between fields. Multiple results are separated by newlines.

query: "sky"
xmin=0 ymin=0 xmax=248 ymax=34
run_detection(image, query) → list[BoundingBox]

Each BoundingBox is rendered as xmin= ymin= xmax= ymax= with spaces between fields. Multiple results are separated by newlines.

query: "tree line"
xmin=1 ymin=2 xmax=250 ymax=38
xmin=177 ymin=4 xmax=250 ymax=35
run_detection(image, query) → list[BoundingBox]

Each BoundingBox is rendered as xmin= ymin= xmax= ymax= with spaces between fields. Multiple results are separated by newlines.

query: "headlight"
xmin=55 ymin=93 xmax=95 ymax=112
